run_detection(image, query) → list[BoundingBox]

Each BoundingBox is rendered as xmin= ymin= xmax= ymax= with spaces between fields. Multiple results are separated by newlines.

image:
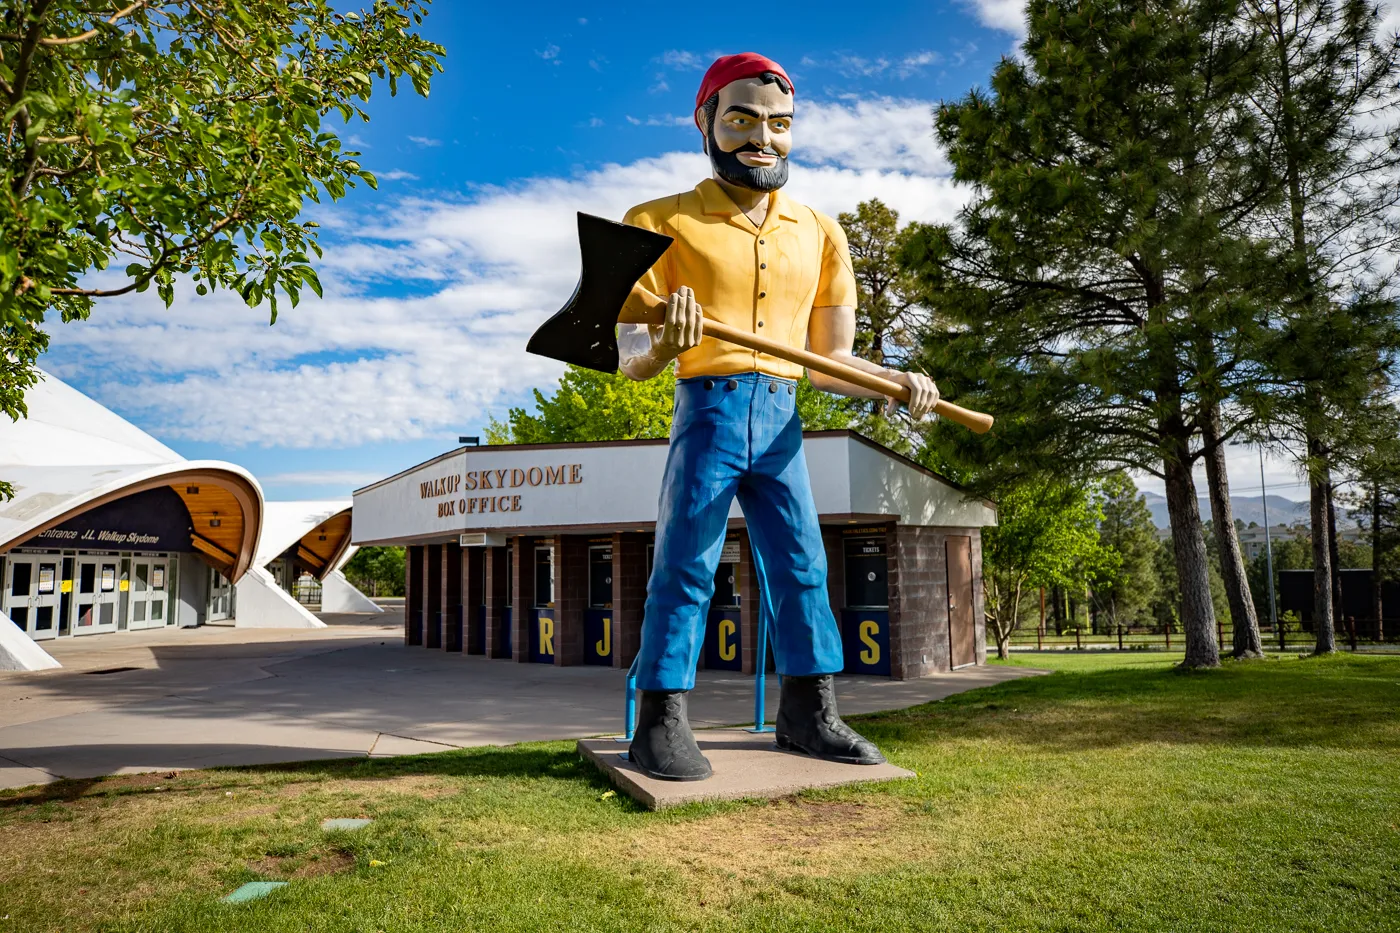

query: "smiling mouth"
xmin=738 ymin=152 xmax=778 ymax=164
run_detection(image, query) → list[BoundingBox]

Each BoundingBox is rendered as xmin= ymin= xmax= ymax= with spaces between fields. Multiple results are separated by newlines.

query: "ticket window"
xmin=589 ymin=546 xmax=613 ymax=609
xmin=712 ymin=562 xmax=739 ymax=608
xmin=844 ymin=537 xmax=889 ymax=609
xmin=534 ymin=546 xmax=554 ymax=608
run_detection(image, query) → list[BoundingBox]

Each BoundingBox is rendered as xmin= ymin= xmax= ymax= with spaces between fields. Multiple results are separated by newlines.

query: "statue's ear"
xmin=695 ymin=108 xmax=708 ymax=154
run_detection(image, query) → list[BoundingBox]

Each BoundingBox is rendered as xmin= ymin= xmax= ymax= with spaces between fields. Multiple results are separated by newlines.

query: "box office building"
xmin=355 ymin=432 xmax=997 ymax=680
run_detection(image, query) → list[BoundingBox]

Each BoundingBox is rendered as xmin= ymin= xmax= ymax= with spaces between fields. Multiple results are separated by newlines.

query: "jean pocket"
xmin=676 ymin=379 xmax=731 ymax=416
xmin=769 ymin=380 xmax=797 ymax=414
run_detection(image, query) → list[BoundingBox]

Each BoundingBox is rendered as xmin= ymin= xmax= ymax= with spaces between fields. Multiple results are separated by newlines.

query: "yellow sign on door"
xmin=595 ymin=617 xmax=611 ymax=658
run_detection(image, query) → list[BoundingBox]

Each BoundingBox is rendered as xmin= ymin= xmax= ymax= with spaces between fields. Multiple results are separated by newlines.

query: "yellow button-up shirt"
xmin=622 ymin=178 xmax=858 ymax=380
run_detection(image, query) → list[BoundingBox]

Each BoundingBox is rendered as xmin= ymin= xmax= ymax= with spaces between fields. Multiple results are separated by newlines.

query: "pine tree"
xmin=1236 ymin=0 xmax=1400 ymax=654
xmin=903 ymin=0 xmax=1278 ymax=667
xmin=1093 ymin=473 xmax=1161 ymax=632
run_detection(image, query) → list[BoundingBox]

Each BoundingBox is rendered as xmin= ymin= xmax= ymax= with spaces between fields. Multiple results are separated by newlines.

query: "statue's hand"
xmin=655 ymin=286 xmax=704 ymax=361
xmin=888 ymin=370 xmax=940 ymax=419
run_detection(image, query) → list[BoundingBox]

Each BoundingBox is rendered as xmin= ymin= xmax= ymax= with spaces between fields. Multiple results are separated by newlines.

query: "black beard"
xmin=707 ymin=131 xmax=789 ymax=192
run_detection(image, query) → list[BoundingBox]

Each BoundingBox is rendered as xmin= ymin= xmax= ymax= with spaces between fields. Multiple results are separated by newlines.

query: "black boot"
xmin=628 ymin=690 xmax=713 ymax=781
xmin=776 ymin=675 xmax=886 ymax=765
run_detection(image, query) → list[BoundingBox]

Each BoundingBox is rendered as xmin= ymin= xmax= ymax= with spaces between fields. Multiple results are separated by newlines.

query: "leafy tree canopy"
xmin=0 ymin=0 xmax=446 ymax=423
xmin=487 ymin=364 xmax=872 ymax=445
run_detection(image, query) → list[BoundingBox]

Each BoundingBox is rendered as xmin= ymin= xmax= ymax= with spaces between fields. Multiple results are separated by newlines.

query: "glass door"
xmin=126 ymin=558 xmax=172 ymax=630
xmin=73 ymin=558 xmax=120 ymax=635
xmin=208 ymin=566 xmax=234 ymax=622
xmin=3 ymin=556 xmax=61 ymax=641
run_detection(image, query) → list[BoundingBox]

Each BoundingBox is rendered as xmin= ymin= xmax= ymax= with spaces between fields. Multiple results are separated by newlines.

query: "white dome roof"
xmin=0 ymin=371 xmax=180 ymax=468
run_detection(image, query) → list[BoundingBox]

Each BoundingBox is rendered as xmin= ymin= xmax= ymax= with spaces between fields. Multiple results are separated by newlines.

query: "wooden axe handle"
xmin=619 ymin=297 xmax=994 ymax=435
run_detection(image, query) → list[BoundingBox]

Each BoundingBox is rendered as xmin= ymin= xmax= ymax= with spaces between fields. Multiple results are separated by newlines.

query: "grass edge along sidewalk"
xmin=1 ymin=651 xmax=1397 ymax=932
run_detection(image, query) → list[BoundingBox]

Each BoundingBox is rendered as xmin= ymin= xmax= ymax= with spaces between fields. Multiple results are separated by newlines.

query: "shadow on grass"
xmin=0 ymin=742 xmax=616 ymax=809
xmin=855 ymin=653 xmax=1400 ymax=754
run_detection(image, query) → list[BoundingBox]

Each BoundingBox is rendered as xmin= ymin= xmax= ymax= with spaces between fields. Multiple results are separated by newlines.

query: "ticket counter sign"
xmin=528 ymin=609 xmax=554 ymax=663
xmin=841 ymin=610 xmax=891 ymax=676
xmin=584 ymin=609 xmax=612 ymax=665
xmin=704 ymin=609 xmax=743 ymax=671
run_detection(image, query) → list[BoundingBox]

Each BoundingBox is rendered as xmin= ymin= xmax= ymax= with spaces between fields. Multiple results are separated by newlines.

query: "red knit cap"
xmin=693 ymin=53 xmax=795 ymax=134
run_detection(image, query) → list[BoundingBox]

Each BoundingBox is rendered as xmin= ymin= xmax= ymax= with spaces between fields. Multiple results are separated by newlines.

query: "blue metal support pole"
xmin=616 ymin=653 xmax=639 ymax=743
xmin=747 ymin=544 xmax=776 ymax=733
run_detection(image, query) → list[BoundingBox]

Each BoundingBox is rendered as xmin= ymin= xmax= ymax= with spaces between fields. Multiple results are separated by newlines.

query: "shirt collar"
xmin=696 ymin=178 xmax=801 ymax=231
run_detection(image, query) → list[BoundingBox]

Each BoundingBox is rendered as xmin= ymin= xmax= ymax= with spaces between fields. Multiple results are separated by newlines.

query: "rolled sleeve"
xmin=621 ymin=204 xmax=672 ymax=324
xmin=814 ymin=215 xmax=858 ymax=308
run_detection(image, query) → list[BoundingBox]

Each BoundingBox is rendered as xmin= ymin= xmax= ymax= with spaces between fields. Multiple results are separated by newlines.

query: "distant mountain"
xmin=1140 ymin=491 xmax=1319 ymax=530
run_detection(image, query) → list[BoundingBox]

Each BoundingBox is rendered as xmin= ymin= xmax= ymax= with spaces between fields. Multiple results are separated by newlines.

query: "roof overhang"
xmin=0 ymin=461 xmax=264 ymax=582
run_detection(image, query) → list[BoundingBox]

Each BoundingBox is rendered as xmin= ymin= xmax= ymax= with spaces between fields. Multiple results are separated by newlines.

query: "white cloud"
xmin=407 ymin=135 xmax=440 ymax=147
xmin=377 ymin=169 xmax=419 ymax=181
xmin=537 ymin=43 xmax=560 ymax=61
xmin=963 ymin=0 xmax=1028 ymax=37
xmin=798 ymin=97 xmax=947 ymax=174
xmin=660 ymin=50 xmax=704 ymax=70
xmin=800 ymin=50 xmax=943 ymax=80
xmin=261 ymin=469 xmax=387 ymax=487
xmin=44 ymin=95 xmax=967 ymax=450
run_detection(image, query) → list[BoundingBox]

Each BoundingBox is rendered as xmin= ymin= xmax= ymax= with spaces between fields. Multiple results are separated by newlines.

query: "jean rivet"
xmin=704 ymin=379 xmax=714 ymax=390
xmin=727 ymin=379 xmax=738 ymax=390
xmin=769 ymin=383 xmax=777 ymax=394
xmin=789 ymin=385 xmax=795 ymax=395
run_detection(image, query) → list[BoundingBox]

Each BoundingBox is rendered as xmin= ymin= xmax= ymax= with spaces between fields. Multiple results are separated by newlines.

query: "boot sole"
xmin=630 ymin=761 xmax=713 ymax=782
xmin=775 ymin=733 xmax=886 ymax=766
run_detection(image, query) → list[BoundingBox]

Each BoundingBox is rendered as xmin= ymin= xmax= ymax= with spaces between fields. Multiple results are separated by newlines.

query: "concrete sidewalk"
xmin=0 ymin=618 xmax=1043 ymax=790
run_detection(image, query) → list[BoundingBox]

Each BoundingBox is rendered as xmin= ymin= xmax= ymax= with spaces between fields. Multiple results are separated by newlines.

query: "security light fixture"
xmin=186 ymin=485 xmax=200 ymax=494
xmin=209 ymin=519 xmax=222 ymax=528
xmin=459 ymin=435 xmax=481 ymax=446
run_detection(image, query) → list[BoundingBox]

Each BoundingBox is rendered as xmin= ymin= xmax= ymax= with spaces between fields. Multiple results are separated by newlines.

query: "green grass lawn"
xmin=2 ymin=652 xmax=1398 ymax=932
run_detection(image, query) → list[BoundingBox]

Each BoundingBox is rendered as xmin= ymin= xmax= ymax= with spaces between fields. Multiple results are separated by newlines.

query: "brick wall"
xmin=405 ymin=545 xmax=424 ymax=646
xmin=555 ymin=535 xmax=588 ymax=666
xmin=510 ymin=536 xmax=529 ymax=662
xmin=424 ymin=543 xmax=443 ymax=650
xmin=888 ymin=526 xmax=987 ymax=678
xmin=612 ymin=532 xmax=648 ymax=669
xmin=442 ymin=542 xmax=463 ymax=652
xmin=483 ymin=545 xmax=510 ymax=659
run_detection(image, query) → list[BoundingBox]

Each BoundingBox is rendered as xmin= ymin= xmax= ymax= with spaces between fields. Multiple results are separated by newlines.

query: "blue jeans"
xmin=635 ymin=373 xmax=844 ymax=692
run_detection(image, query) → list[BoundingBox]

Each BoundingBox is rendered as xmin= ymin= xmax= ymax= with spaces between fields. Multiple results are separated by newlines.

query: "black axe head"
xmin=526 ymin=212 xmax=674 ymax=373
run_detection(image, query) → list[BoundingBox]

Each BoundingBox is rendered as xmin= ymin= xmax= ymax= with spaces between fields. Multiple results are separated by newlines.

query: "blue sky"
xmin=36 ymin=0 xmax=1316 ymax=501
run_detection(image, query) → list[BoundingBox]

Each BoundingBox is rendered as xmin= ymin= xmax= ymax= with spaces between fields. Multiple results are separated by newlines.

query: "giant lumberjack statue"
xmin=613 ymin=52 xmax=941 ymax=781
xmin=529 ymin=53 xmax=989 ymax=781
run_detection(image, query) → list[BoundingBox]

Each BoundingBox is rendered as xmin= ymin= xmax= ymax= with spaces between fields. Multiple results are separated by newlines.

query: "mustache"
xmin=727 ymin=142 xmax=782 ymax=157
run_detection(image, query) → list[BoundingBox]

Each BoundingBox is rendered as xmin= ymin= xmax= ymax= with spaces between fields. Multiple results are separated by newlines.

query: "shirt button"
xmin=757 ymin=321 xmax=764 ymax=327
xmin=760 ymin=263 xmax=767 ymax=269
xmin=759 ymin=291 xmax=766 ymax=298
xmin=759 ymin=239 xmax=765 ymax=245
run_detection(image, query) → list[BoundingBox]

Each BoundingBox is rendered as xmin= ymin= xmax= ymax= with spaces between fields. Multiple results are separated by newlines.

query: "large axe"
xmin=527 ymin=212 xmax=994 ymax=434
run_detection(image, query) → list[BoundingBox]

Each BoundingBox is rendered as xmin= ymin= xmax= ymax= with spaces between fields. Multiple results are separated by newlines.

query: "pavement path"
xmin=0 ymin=617 xmax=1043 ymax=790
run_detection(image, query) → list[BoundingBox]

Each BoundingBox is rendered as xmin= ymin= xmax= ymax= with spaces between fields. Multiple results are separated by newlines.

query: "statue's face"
xmin=701 ymin=77 xmax=794 ymax=191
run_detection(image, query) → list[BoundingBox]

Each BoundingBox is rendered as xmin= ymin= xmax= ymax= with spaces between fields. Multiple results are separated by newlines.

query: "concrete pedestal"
xmin=578 ymin=728 xmax=914 ymax=810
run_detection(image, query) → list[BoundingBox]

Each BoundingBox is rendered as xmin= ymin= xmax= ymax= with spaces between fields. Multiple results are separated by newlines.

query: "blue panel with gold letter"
xmin=584 ymin=609 xmax=612 ymax=665
xmin=841 ymin=610 xmax=891 ymax=676
xmin=528 ymin=609 xmax=554 ymax=663
xmin=704 ymin=609 xmax=743 ymax=671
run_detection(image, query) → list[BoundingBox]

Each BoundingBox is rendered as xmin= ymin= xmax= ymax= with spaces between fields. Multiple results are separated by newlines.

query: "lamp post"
xmin=1260 ymin=450 xmax=1279 ymax=650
